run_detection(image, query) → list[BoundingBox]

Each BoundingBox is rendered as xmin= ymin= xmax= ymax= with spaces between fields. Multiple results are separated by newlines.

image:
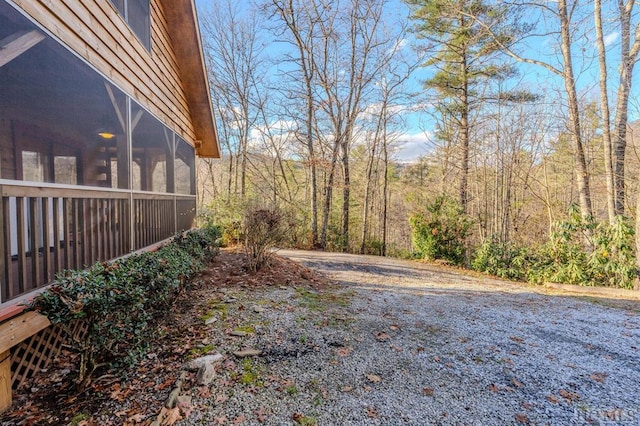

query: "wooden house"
xmin=0 ymin=0 xmax=219 ymax=409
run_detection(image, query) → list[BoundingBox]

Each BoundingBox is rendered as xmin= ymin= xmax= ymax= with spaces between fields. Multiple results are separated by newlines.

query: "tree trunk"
xmin=558 ymin=0 xmax=593 ymax=219
xmin=612 ymin=0 xmax=639 ymax=216
xmin=595 ymin=0 xmax=616 ymax=223
xmin=341 ymin=139 xmax=350 ymax=252
xmin=459 ymin=45 xmax=470 ymax=213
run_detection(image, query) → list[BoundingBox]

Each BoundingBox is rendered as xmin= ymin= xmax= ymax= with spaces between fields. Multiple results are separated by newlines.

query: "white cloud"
xmin=604 ymin=32 xmax=619 ymax=47
xmin=392 ymin=132 xmax=431 ymax=162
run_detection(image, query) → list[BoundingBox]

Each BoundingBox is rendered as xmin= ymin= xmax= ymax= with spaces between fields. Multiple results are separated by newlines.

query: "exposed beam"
xmin=0 ymin=30 xmax=45 ymax=68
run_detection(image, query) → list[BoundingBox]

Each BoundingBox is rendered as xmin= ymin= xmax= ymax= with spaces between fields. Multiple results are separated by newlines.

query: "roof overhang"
xmin=162 ymin=0 xmax=220 ymax=158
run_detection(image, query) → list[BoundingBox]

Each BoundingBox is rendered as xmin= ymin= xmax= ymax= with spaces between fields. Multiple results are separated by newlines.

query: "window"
xmin=109 ymin=0 xmax=151 ymax=51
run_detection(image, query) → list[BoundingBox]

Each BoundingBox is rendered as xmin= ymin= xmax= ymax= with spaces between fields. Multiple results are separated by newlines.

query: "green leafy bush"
xmin=472 ymin=239 xmax=531 ymax=281
xmin=528 ymin=211 xmax=636 ymax=288
xmin=409 ymin=195 xmax=473 ymax=265
xmin=471 ymin=208 xmax=637 ymax=289
xmin=30 ymin=226 xmax=221 ymax=386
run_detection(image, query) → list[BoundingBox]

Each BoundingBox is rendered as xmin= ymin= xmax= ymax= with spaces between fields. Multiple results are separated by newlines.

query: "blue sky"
xmin=194 ymin=0 xmax=640 ymax=162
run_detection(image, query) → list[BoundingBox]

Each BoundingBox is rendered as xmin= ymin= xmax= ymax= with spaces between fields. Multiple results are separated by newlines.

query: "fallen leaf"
xmin=366 ymin=406 xmax=379 ymax=418
xmin=510 ymin=336 xmax=525 ymax=344
xmin=178 ymin=400 xmax=193 ymax=418
xmin=433 ymin=356 xmax=441 ymax=362
xmin=390 ymin=325 xmax=399 ymax=331
xmin=366 ymin=374 xmax=381 ymax=383
xmin=559 ymin=389 xmax=579 ymax=402
xmin=337 ymin=347 xmax=352 ymax=357
xmin=423 ymin=387 xmax=434 ymax=396
xmin=375 ymin=332 xmax=391 ymax=341
xmin=161 ymin=407 xmax=182 ymax=426
xmin=197 ymin=386 xmax=211 ymax=398
xmin=511 ymin=378 xmax=524 ymax=388
xmin=233 ymin=414 xmax=247 ymax=424
xmin=515 ymin=413 xmax=530 ymax=424
xmin=590 ymin=372 xmax=608 ymax=383
xmin=214 ymin=416 xmax=227 ymax=424
xmin=155 ymin=377 xmax=175 ymax=391
xmin=254 ymin=408 xmax=269 ymax=422
xmin=127 ymin=413 xmax=146 ymax=423
xmin=341 ymin=385 xmax=354 ymax=392
xmin=546 ymin=395 xmax=559 ymax=404
xmin=215 ymin=394 xmax=229 ymax=404
xmin=488 ymin=383 xmax=500 ymax=392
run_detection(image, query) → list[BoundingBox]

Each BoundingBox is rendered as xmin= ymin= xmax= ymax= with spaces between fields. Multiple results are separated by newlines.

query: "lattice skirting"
xmin=10 ymin=320 xmax=88 ymax=389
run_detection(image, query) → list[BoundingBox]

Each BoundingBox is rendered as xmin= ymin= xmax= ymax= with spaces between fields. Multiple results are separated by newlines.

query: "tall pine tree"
xmin=406 ymin=0 xmax=520 ymax=213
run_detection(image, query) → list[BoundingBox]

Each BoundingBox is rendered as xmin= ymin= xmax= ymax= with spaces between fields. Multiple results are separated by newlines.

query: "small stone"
xmin=233 ymin=349 xmax=262 ymax=357
xmin=253 ymin=306 xmax=266 ymax=313
xmin=177 ymin=394 xmax=192 ymax=406
xmin=196 ymin=363 xmax=216 ymax=385
xmin=205 ymin=316 xmax=217 ymax=325
xmin=165 ymin=387 xmax=181 ymax=408
xmin=230 ymin=330 xmax=248 ymax=337
xmin=184 ymin=353 xmax=224 ymax=371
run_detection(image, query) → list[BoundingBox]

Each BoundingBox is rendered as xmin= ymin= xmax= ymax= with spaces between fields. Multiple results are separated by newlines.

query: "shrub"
xmin=243 ymin=204 xmax=285 ymax=272
xmin=30 ymin=226 xmax=221 ymax=386
xmin=472 ymin=239 xmax=531 ymax=281
xmin=514 ymin=208 xmax=636 ymax=289
xmin=409 ymin=195 xmax=473 ymax=265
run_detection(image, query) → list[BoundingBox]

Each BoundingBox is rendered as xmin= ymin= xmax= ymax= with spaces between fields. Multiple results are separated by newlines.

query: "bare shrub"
xmin=243 ymin=205 xmax=284 ymax=272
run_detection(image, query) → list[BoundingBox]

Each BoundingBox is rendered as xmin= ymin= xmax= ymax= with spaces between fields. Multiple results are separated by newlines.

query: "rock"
xmin=184 ymin=353 xmax=224 ymax=371
xmin=230 ymin=330 xmax=248 ymax=337
xmin=205 ymin=316 xmax=217 ymax=325
xmin=253 ymin=306 xmax=266 ymax=313
xmin=196 ymin=363 xmax=216 ymax=386
xmin=177 ymin=394 xmax=192 ymax=406
xmin=233 ymin=349 xmax=262 ymax=357
xmin=165 ymin=387 xmax=181 ymax=408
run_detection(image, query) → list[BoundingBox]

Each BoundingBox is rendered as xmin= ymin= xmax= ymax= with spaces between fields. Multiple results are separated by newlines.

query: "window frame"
xmin=108 ymin=0 xmax=151 ymax=51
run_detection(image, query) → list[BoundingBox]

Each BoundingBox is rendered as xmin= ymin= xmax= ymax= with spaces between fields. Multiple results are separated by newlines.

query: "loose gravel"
xmin=180 ymin=250 xmax=640 ymax=426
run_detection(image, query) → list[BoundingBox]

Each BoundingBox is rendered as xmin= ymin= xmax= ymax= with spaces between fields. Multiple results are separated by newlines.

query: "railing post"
xmin=0 ymin=191 xmax=4 ymax=304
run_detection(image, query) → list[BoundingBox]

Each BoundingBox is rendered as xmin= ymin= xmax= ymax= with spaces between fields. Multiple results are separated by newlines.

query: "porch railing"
xmin=0 ymin=182 xmax=196 ymax=304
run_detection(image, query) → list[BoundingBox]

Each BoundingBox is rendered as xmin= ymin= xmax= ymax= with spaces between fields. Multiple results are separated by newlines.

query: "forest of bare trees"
xmin=196 ymin=0 xmax=640 ymax=289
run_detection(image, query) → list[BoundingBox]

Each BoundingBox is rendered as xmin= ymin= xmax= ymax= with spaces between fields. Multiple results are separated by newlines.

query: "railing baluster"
xmin=72 ymin=198 xmax=80 ymax=269
xmin=42 ymin=197 xmax=52 ymax=283
xmin=0 ymin=196 xmax=7 ymax=303
xmin=87 ymin=199 xmax=95 ymax=265
xmin=28 ymin=197 xmax=40 ymax=292
xmin=16 ymin=197 xmax=26 ymax=296
xmin=63 ymin=198 xmax=71 ymax=271
xmin=53 ymin=198 xmax=62 ymax=276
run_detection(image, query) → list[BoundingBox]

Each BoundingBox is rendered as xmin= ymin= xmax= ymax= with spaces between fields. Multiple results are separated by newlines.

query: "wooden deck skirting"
xmin=0 ymin=311 xmax=50 ymax=412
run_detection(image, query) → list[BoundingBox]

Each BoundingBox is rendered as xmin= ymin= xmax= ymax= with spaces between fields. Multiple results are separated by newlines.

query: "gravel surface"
xmin=180 ymin=249 xmax=640 ymax=426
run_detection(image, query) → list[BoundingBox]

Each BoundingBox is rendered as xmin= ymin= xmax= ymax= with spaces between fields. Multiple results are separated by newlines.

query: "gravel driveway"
xmin=182 ymin=249 xmax=640 ymax=426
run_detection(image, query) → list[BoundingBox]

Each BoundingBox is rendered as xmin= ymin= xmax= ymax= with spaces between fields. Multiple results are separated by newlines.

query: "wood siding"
xmin=10 ymin=0 xmax=197 ymax=149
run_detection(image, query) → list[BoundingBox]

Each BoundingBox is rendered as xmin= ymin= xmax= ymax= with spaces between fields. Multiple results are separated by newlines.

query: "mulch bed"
xmin=1 ymin=249 xmax=329 ymax=426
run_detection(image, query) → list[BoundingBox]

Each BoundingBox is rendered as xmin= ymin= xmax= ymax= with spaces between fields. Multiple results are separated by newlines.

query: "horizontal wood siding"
xmin=10 ymin=0 xmax=196 ymax=146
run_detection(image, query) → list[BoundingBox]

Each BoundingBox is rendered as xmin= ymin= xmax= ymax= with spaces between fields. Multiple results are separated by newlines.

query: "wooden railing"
xmin=0 ymin=182 xmax=196 ymax=304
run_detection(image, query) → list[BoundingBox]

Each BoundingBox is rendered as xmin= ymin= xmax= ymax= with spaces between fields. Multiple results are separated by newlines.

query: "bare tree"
xmin=201 ymin=1 xmax=266 ymax=199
